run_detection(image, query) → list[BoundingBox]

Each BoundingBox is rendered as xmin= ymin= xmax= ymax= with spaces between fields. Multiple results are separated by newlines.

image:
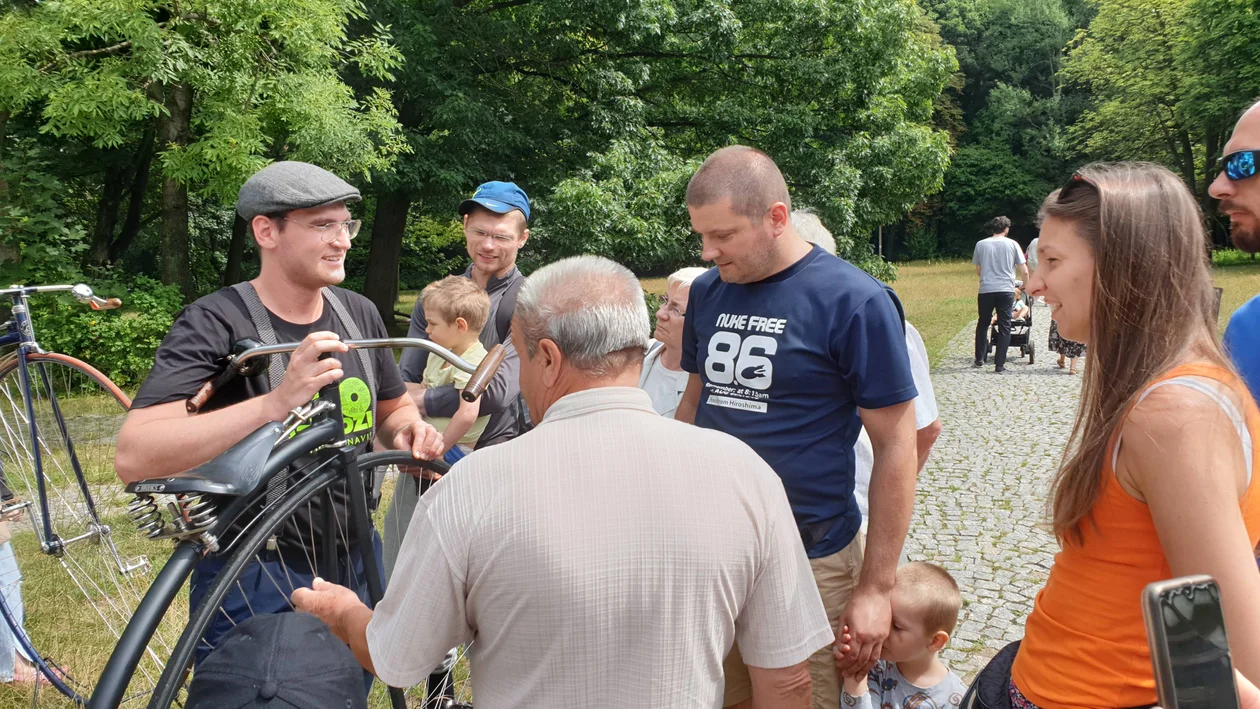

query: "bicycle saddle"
xmin=125 ymin=423 xmax=283 ymax=498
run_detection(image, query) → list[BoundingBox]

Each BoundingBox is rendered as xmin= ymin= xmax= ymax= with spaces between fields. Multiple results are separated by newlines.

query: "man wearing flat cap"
xmin=116 ymin=161 xmax=444 ymax=665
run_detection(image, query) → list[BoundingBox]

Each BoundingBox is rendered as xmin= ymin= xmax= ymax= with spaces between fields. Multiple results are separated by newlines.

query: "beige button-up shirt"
xmin=367 ymin=386 xmax=831 ymax=708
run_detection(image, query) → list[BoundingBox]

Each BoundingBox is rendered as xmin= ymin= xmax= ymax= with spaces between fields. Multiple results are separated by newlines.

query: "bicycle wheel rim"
xmin=0 ymin=353 xmax=183 ymax=706
xmin=148 ymin=449 xmax=456 ymax=709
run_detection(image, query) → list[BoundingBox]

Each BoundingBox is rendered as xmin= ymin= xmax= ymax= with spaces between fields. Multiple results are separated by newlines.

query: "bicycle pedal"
xmin=0 ymin=500 xmax=30 ymax=516
xmin=120 ymin=556 xmax=151 ymax=576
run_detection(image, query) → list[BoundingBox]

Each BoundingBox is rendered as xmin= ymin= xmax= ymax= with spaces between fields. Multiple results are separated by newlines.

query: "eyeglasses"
xmin=1219 ymin=150 xmax=1259 ymax=182
xmin=281 ymin=218 xmax=362 ymax=243
xmin=464 ymin=227 xmax=518 ymax=244
xmin=653 ymin=294 xmax=686 ymax=318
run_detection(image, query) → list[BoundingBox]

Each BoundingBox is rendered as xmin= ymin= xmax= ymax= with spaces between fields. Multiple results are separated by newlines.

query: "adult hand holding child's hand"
xmin=835 ymin=625 xmax=870 ymax=697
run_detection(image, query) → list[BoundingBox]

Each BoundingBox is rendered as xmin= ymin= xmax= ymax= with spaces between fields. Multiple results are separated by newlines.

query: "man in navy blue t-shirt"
xmin=676 ymin=146 xmax=919 ymax=709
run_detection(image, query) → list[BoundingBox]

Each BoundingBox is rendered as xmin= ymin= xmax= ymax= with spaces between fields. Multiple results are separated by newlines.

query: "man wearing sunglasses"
xmin=1213 ymin=101 xmax=1260 ymax=407
xmin=116 ymin=161 xmax=443 ymax=670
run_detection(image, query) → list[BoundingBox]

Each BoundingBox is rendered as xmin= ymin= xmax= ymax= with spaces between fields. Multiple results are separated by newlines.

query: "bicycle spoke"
xmin=0 ymin=354 xmax=184 ymax=705
xmin=257 ymin=557 xmax=298 ymax=612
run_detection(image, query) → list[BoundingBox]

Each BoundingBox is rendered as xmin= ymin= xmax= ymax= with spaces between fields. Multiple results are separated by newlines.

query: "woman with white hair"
xmin=640 ymin=266 xmax=708 ymax=417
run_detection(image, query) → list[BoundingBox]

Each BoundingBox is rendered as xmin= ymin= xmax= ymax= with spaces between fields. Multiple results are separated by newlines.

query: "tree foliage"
xmin=0 ymin=0 xmax=407 ymax=294
xmin=1061 ymin=0 xmax=1260 ymax=240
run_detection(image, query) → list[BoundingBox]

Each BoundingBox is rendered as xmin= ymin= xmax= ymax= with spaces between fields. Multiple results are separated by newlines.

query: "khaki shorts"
xmin=722 ymin=530 xmax=864 ymax=709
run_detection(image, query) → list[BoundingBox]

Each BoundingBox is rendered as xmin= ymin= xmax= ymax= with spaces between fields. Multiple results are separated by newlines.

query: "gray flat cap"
xmin=236 ymin=161 xmax=361 ymax=221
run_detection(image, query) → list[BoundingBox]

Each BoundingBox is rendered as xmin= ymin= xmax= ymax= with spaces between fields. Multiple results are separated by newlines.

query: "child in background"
xmin=838 ymin=563 xmax=967 ymax=709
xmin=418 ymin=276 xmax=492 ymax=465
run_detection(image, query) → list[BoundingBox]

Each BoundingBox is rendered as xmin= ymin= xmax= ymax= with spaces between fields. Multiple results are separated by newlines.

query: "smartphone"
xmin=1142 ymin=575 xmax=1240 ymax=709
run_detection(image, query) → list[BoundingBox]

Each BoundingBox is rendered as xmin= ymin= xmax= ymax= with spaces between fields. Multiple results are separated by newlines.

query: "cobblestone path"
xmin=904 ymin=302 xmax=1084 ymax=679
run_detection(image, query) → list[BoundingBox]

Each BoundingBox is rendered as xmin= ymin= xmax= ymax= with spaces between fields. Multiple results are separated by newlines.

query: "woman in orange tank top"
xmin=997 ymin=163 xmax=1260 ymax=708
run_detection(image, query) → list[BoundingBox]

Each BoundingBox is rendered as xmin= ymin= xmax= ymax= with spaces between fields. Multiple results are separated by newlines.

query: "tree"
xmin=347 ymin=0 xmax=955 ymax=321
xmin=904 ymin=0 xmax=1082 ymax=256
xmin=0 ymin=0 xmax=407 ymax=299
xmin=1062 ymin=0 xmax=1199 ymax=187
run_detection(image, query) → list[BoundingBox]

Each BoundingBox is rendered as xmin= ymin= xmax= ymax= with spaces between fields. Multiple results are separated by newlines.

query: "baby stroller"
xmin=990 ymin=287 xmax=1034 ymax=364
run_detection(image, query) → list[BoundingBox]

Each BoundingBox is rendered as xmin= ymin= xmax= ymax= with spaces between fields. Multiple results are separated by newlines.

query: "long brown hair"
xmin=1042 ymin=162 xmax=1227 ymax=545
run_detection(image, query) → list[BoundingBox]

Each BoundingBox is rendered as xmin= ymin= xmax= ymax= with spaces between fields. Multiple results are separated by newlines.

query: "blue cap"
xmin=458 ymin=181 xmax=531 ymax=223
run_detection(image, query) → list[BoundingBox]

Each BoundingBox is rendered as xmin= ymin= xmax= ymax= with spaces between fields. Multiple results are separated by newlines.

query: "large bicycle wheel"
xmin=0 ymin=352 xmax=185 ymax=706
xmin=148 ymin=450 xmax=464 ymax=709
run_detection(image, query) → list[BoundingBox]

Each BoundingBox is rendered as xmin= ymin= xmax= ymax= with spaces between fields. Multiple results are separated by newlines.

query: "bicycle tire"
xmin=0 ymin=352 xmax=179 ymax=706
xmin=146 ymin=450 xmax=453 ymax=709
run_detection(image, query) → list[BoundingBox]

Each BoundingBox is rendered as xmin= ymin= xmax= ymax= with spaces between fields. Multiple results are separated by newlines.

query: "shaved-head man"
xmin=1215 ymin=101 xmax=1260 ymax=406
xmin=675 ymin=146 xmax=921 ymax=709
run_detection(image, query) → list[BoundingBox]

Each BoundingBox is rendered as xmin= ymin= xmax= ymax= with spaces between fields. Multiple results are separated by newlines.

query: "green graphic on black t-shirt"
xmin=293 ymin=376 xmax=375 ymax=446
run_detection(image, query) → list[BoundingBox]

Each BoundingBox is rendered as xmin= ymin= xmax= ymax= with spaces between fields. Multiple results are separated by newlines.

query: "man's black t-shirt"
xmin=133 ymin=285 xmax=407 ymax=554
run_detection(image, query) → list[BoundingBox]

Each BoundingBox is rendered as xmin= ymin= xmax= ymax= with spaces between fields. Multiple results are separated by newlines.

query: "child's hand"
xmin=835 ymin=625 xmax=868 ymax=695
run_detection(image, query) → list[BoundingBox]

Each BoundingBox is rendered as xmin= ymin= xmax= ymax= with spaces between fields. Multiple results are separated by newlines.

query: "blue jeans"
xmin=0 ymin=541 xmax=31 ymax=682
xmin=443 ymin=446 xmax=469 ymax=465
xmin=188 ymin=531 xmax=384 ymax=690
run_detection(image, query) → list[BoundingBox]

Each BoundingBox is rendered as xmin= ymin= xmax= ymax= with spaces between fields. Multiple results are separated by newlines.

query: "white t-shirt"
xmin=639 ymin=340 xmax=691 ymax=418
xmin=854 ymin=323 xmax=938 ymax=524
xmin=367 ymin=387 xmax=833 ymax=709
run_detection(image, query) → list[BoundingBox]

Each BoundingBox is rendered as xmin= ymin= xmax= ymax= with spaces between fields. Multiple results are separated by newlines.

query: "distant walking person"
xmin=972 ymin=217 xmax=1028 ymax=373
xmin=1048 ymin=320 xmax=1085 ymax=375
xmin=1026 ymin=236 xmax=1043 ymax=304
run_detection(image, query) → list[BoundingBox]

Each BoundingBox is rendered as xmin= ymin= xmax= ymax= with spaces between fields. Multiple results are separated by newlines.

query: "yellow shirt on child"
xmin=421 ymin=341 xmax=490 ymax=448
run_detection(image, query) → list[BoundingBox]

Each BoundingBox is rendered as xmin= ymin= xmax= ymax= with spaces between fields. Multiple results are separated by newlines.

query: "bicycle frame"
xmin=0 ymin=284 xmax=124 ymax=699
xmin=92 ymin=336 xmax=502 ymax=708
xmin=0 ymin=286 xmax=116 ymax=554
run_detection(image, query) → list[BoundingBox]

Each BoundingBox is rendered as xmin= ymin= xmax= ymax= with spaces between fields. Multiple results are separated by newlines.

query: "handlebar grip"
xmin=462 ymin=344 xmax=506 ymax=402
xmin=186 ymin=366 xmax=239 ymax=413
xmin=187 ymin=380 xmax=217 ymax=414
xmin=89 ymin=297 xmax=123 ymax=311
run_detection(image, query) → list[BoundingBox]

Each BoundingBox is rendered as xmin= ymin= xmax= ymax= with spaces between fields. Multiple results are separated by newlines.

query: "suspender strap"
xmin=231 ymin=283 xmax=291 ymax=503
xmin=231 ymin=283 xmax=285 ymax=391
xmin=230 ymin=283 xmax=381 ymax=503
xmin=320 ymin=287 xmax=383 ymax=505
xmin=320 ymin=286 xmax=376 ymax=435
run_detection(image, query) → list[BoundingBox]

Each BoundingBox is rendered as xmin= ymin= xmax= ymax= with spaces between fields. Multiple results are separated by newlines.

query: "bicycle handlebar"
xmin=0 ymin=283 xmax=122 ymax=310
xmin=186 ymin=338 xmax=508 ymax=414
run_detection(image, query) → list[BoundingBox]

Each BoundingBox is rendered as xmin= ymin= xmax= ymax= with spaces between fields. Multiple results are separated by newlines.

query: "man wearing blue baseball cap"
xmin=396 ymin=181 xmax=530 ymax=449
xmin=386 ymin=180 xmax=531 ymax=703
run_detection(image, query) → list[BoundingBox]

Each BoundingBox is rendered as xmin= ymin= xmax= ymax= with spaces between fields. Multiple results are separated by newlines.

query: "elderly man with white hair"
xmin=296 ymin=255 xmax=833 ymax=709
